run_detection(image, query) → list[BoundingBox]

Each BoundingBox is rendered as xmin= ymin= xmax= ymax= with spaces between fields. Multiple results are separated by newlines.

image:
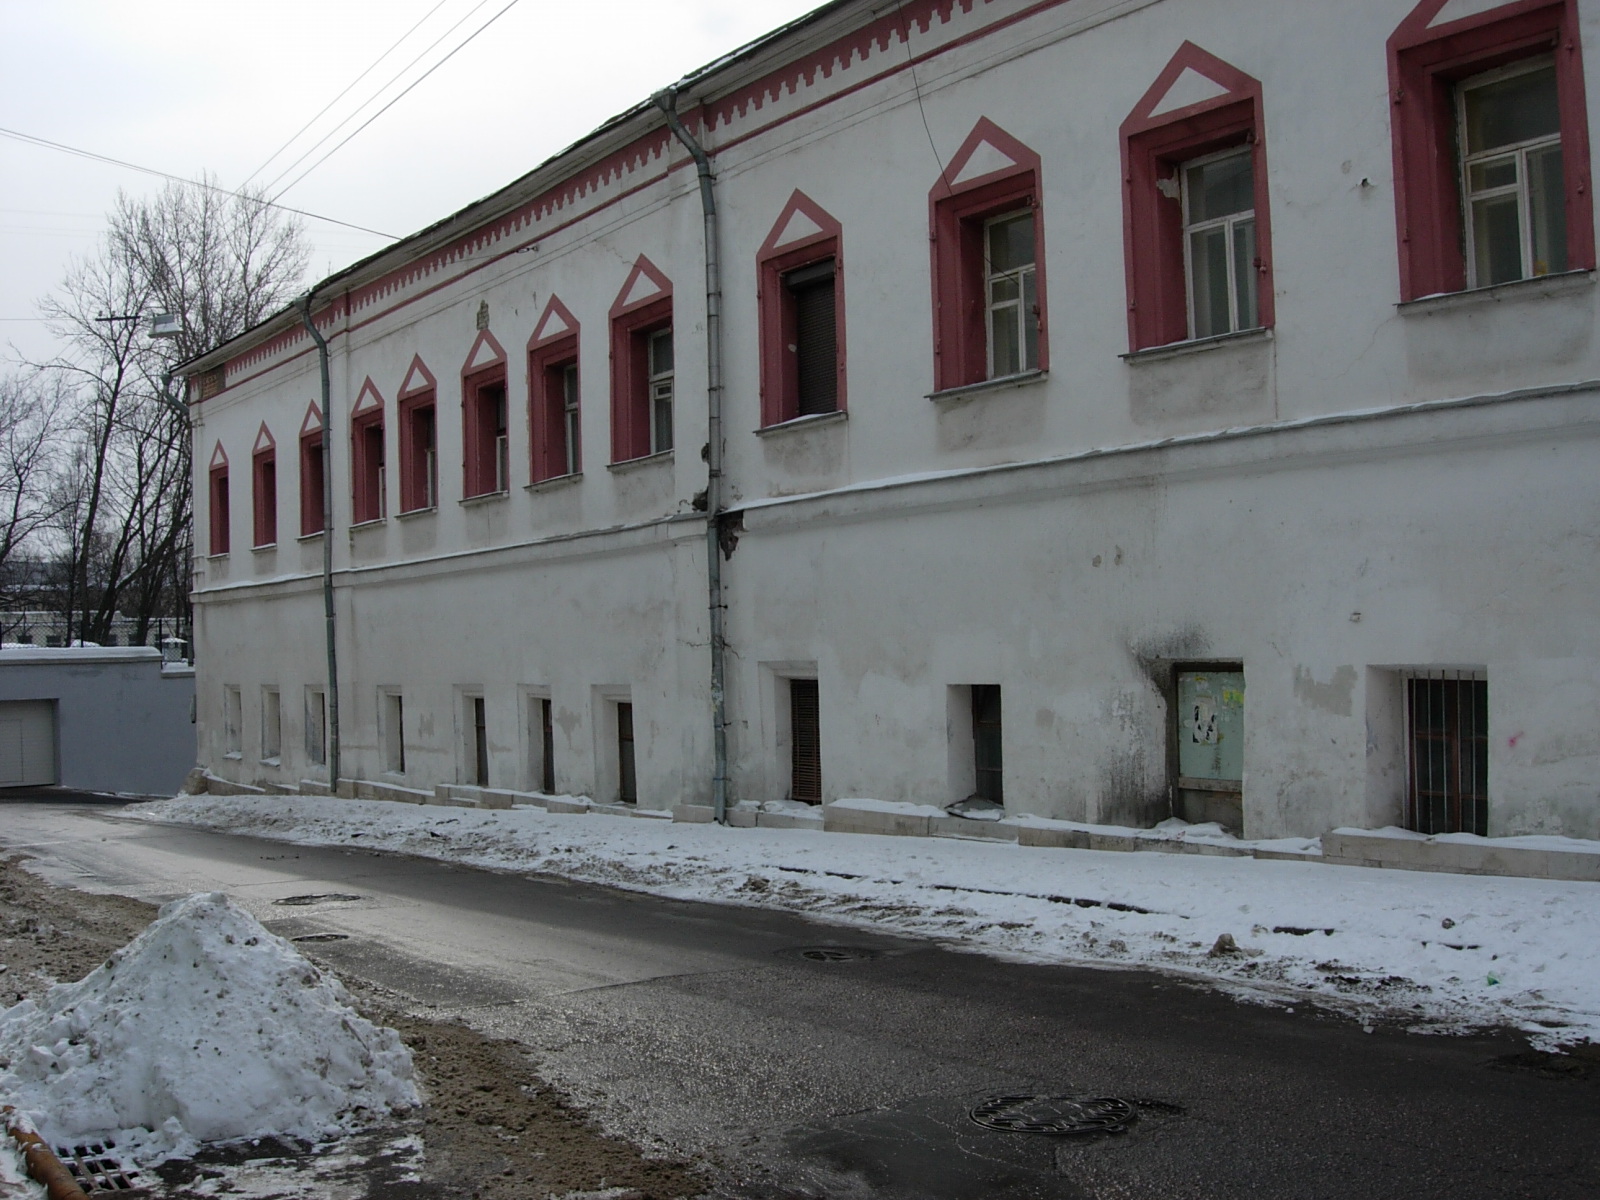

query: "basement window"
xmin=469 ymin=695 xmax=489 ymax=787
xmin=616 ymin=701 xmax=638 ymax=805
xmin=260 ymin=687 xmax=281 ymax=762
xmin=223 ymin=686 xmax=242 ymax=757
xmin=305 ymin=688 xmax=326 ymax=767
xmin=790 ymin=678 xmax=821 ymax=805
xmin=1406 ymin=673 xmax=1488 ymax=836
xmin=970 ymin=685 xmax=1003 ymax=805
xmin=382 ymin=691 xmax=406 ymax=775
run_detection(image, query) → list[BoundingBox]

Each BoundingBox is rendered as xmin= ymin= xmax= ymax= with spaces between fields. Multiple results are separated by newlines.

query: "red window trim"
xmin=396 ymin=355 xmax=438 ymax=514
xmin=528 ymin=295 xmax=582 ymax=482
xmin=299 ymin=426 xmax=324 ymax=537
xmin=1388 ymin=0 xmax=1593 ymax=300
xmin=460 ymin=331 xmax=509 ymax=499
xmin=251 ymin=424 xmax=277 ymax=548
xmin=1120 ymin=42 xmax=1274 ymax=353
xmin=609 ymin=256 xmax=674 ymax=464
xmin=928 ymin=118 xmax=1049 ymax=393
xmin=757 ymin=190 xmax=846 ymax=427
xmin=349 ymin=377 xmax=385 ymax=525
xmin=208 ymin=445 xmax=230 ymax=556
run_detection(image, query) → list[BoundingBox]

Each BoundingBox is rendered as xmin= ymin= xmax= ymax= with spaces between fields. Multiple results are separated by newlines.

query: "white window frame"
xmin=983 ymin=209 xmax=1037 ymax=380
xmin=1181 ymin=145 xmax=1257 ymax=340
xmin=562 ymin=363 xmax=580 ymax=477
xmin=647 ymin=329 xmax=673 ymax=455
xmin=1457 ymin=56 xmax=1564 ymax=289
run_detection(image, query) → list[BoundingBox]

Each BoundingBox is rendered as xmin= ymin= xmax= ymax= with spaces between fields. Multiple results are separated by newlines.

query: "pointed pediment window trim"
xmin=609 ymin=254 xmax=673 ymax=318
xmin=529 ymin=295 xmax=581 ymax=351
xmin=398 ymin=355 xmax=437 ymax=401
xmin=209 ymin=442 xmax=229 ymax=470
xmin=299 ymin=402 xmax=323 ymax=439
xmin=1122 ymin=41 xmax=1261 ymax=137
xmin=352 ymin=377 xmax=385 ymax=418
xmin=462 ymin=328 xmax=508 ymax=378
xmin=252 ymin=423 xmax=276 ymax=455
xmin=932 ymin=117 xmax=1041 ymax=200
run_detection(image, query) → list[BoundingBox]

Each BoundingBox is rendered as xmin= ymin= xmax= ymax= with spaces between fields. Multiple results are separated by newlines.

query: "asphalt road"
xmin=1 ymin=794 xmax=1596 ymax=1200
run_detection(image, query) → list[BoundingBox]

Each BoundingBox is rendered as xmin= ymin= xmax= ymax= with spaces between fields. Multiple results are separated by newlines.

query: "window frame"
xmin=928 ymin=119 xmax=1049 ymax=393
xmin=349 ymin=379 xmax=386 ymax=525
xmin=1120 ymin=43 xmax=1274 ymax=353
xmin=609 ymin=257 xmax=675 ymax=464
xmin=528 ymin=297 xmax=582 ymax=482
xmin=1387 ymin=0 xmax=1593 ymax=301
xmin=251 ymin=426 xmax=277 ymax=549
xmin=208 ymin=445 xmax=230 ymax=556
xmin=299 ymin=404 xmax=325 ymax=538
xmin=460 ymin=331 xmax=510 ymax=500
xmin=757 ymin=190 xmax=847 ymax=427
xmin=1179 ymin=145 xmax=1260 ymax=340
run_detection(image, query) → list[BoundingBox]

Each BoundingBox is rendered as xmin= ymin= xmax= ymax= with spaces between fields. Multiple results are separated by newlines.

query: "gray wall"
xmin=0 ymin=648 xmax=195 ymax=796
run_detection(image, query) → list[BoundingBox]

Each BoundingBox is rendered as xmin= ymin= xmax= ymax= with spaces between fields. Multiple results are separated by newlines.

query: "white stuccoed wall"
xmin=187 ymin=0 xmax=1600 ymax=839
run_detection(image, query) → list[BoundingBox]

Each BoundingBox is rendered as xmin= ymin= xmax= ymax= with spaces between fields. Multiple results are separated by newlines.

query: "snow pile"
xmin=125 ymin=795 xmax=1600 ymax=1049
xmin=0 ymin=892 xmax=417 ymax=1162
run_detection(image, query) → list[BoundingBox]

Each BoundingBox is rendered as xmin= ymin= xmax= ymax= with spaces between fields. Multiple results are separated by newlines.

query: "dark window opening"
xmin=472 ymin=696 xmax=489 ymax=788
xmin=252 ymin=452 xmax=277 ymax=547
xmin=784 ymin=260 xmax=838 ymax=417
xmin=617 ymin=702 xmax=637 ymax=804
xmin=790 ymin=678 xmax=821 ymax=804
xmin=540 ymin=698 xmax=555 ymax=794
xmin=466 ymin=377 xmax=508 ymax=497
xmin=971 ymin=684 xmax=1003 ymax=804
xmin=352 ymin=415 xmax=385 ymax=523
xmin=1407 ymin=677 xmax=1488 ymax=836
xmin=400 ymin=399 xmax=437 ymax=512
xmin=300 ymin=434 xmax=324 ymax=536
xmin=209 ymin=467 xmax=230 ymax=555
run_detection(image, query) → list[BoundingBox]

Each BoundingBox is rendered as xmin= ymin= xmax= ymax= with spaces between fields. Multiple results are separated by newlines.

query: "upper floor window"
xmin=609 ymin=255 xmax=674 ymax=463
xmin=929 ymin=119 xmax=1048 ymax=391
xmin=461 ymin=332 xmax=510 ymax=498
xmin=1120 ymin=44 xmax=1273 ymax=352
xmin=350 ymin=379 xmax=385 ymax=524
xmin=1182 ymin=148 xmax=1258 ymax=338
xmin=528 ymin=297 xmax=581 ymax=482
xmin=251 ymin=425 xmax=277 ymax=548
xmin=647 ymin=328 xmax=674 ymax=455
xmin=984 ymin=211 xmax=1038 ymax=376
xmin=757 ymin=191 xmax=846 ymax=425
xmin=1460 ymin=60 xmax=1566 ymax=287
xmin=397 ymin=356 xmax=439 ymax=513
xmin=1388 ymin=0 xmax=1593 ymax=300
xmin=208 ymin=444 xmax=230 ymax=556
xmin=298 ymin=403 xmax=324 ymax=537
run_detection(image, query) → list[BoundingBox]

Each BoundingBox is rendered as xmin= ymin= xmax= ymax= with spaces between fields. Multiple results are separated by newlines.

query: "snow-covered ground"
xmin=0 ymin=891 xmax=417 ymax=1165
xmin=126 ymin=795 xmax=1600 ymax=1050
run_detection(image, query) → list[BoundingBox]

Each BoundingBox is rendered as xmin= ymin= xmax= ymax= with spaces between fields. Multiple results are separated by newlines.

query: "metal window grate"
xmin=56 ymin=1141 xmax=142 ymax=1192
xmin=540 ymin=698 xmax=555 ymax=794
xmin=790 ymin=678 xmax=821 ymax=805
xmin=1406 ymin=674 xmax=1488 ymax=836
xmin=472 ymin=696 xmax=488 ymax=787
xmin=972 ymin=685 xmax=1003 ymax=804
xmin=617 ymin=702 xmax=637 ymax=804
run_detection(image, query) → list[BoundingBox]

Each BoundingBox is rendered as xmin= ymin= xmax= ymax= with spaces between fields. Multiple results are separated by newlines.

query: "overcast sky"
xmin=0 ymin=0 xmax=822 ymax=364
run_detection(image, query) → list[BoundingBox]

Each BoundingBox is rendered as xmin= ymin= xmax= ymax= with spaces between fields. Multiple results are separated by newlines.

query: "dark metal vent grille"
xmin=969 ymin=1095 xmax=1137 ymax=1136
xmin=790 ymin=678 xmax=821 ymax=805
xmin=57 ymin=1140 xmax=143 ymax=1192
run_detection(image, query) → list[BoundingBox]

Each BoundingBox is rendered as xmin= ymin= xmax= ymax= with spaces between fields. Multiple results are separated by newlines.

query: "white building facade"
xmin=183 ymin=0 xmax=1600 ymax=841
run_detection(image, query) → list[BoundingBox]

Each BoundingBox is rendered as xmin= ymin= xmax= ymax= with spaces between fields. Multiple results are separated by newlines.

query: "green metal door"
xmin=1177 ymin=670 xmax=1244 ymax=784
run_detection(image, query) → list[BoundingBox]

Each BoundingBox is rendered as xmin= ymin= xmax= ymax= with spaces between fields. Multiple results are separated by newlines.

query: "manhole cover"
xmin=969 ymin=1095 xmax=1138 ymax=1136
xmin=273 ymin=893 xmax=361 ymax=906
xmin=291 ymin=933 xmax=349 ymax=943
xmin=780 ymin=945 xmax=883 ymax=962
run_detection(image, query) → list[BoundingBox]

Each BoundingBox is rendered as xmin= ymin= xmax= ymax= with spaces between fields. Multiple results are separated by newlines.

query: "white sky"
xmin=0 ymin=0 xmax=823 ymax=364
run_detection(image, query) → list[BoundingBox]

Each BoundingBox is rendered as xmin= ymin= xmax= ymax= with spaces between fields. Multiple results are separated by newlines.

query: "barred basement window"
xmin=305 ymin=688 xmax=327 ymax=766
xmin=224 ymin=686 xmax=242 ymax=757
xmin=260 ymin=687 xmax=281 ymax=762
xmin=789 ymin=678 xmax=821 ymax=805
xmin=971 ymin=684 xmax=1003 ymax=805
xmin=470 ymin=695 xmax=489 ymax=787
xmin=616 ymin=701 xmax=637 ymax=804
xmin=1406 ymin=673 xmax=1488 ymax=836
xmin=540 ymin=697 xmax=555 ymax=793
xmin=383 ymin=691 xmax=406 ymax=775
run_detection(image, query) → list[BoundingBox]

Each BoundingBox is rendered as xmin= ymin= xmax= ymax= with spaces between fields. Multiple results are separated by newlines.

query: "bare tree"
xmin=0 ymin=372 xmax=67 ymax=640
xmin=33 ymin=176 xmax=309 ymax=646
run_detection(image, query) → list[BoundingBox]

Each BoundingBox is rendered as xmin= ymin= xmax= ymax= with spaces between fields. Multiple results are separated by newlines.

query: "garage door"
xmin=0 ymin=700 xmax=56 ymax=787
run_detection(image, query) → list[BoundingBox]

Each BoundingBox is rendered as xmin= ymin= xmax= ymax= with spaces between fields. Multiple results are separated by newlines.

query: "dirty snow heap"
xmin=0 ymin=891 xmax=417 ymax=1161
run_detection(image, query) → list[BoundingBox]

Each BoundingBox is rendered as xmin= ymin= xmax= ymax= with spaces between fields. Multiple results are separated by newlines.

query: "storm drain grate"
xmin=272 ymin=893 xmax=361 ymax=906
xmin=781 ymin=946 xmax=882 ymax=963
xmin=969 ymin=1095 xmax=1138 ymax=1136
xmin=291 ymin=933 xmax=350 ymax=943
xmin=56 ymin=1140 xmax=143 ymax=1192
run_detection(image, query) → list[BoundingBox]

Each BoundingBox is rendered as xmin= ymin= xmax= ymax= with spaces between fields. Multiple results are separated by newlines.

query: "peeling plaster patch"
xmin=1293 ymin=665 xmax=1357 ymax=716
xmin=1035 ymin=707 xmax=1056 ymax=731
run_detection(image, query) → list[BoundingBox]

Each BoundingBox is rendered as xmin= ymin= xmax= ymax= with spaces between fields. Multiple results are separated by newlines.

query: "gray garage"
xmin=0 ymin=647 xmax=194 ymax=795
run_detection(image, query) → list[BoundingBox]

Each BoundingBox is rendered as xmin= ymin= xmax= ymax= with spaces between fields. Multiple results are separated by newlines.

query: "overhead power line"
xmin=242 ymin=0 xmax=456 ymax=188
xmin=0 ymin=125 xmax=397 ymax=240
xmin=271 ymin=0 xmax=525 ymax=201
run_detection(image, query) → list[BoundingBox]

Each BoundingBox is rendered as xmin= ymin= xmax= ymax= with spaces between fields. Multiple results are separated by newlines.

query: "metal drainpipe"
xmin=654 ymin=86 xmax=730 ymax=825
xmin=298 ymin=293 xmax=342 ymax=792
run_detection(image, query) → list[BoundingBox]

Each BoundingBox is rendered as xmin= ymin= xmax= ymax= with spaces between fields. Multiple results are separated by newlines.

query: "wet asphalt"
xmin=0 ymin=792 xmax=1596 ymax=1200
